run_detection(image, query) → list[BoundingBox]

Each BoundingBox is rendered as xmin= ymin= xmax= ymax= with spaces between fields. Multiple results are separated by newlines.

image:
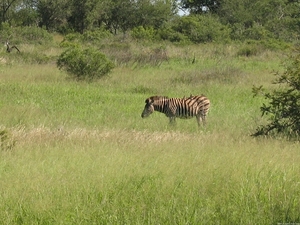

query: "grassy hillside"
xmin=1 ymin=41 xmax=299 ymax=224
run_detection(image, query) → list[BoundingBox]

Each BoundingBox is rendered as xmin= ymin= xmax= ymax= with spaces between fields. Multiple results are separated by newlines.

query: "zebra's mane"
xmin=145 ymin=96 xmax=168 ymax=104
xmin=150 ymin=96 xmax=168 ymax=100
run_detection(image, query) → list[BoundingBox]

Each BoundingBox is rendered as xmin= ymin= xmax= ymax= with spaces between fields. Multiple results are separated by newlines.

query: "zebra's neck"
xmin=153 ymin=98 xmax=168 ymax=113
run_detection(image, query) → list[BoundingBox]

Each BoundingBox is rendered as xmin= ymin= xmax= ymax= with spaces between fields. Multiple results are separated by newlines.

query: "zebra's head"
xmin=141 ymin=96 xmax=168 ymax=118
xmin=141 ymin=97 xmax=155 ymax=118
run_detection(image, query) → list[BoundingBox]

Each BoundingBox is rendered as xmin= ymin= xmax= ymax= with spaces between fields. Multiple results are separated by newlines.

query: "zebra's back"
xmin=168 ymin=95 xmax=210 ymax=118
xmin=186 ymin=94 xmax=210 ymax=115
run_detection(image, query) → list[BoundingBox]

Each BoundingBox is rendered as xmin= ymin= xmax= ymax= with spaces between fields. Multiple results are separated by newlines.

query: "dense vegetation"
xmin=0 ymin=0 xmax=300 ymax=224
xmin=57 ymin=46 xmax=114 ymax=80
xmin=0 ymin=0 xmax=299 ymax=44
xmin=253 ymin=47 xmax=300 ymax=137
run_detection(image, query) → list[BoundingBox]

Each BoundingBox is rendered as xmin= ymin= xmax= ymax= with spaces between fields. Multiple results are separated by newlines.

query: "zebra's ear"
xmin=145 ymin=98 xmax=153 ymax=104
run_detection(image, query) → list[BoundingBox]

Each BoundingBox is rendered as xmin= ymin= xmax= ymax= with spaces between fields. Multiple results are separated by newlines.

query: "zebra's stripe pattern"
xmin=141 ymin=95 xmax=210 ymax=126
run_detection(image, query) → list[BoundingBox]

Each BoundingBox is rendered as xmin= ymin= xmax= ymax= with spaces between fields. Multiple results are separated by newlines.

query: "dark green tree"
xmin=252 ymin=47 xmax=300 ymax=137
xmin=169 ymin=14 xmax=230 ymax=43
xmin=262 ymin=0 xmax=300 ymax=41
xmin=219 ymin=0 xmax=299 ymax=41
xmin=104 ymin=0 xmax=176 ymax=35
xmin=67 ymin=0 xmax=105 ymax=33
xmin=180 ymin=0 xmax=299 ymax=42
xmin=12 ymin=2 xmax=39 ymax=26
xmin=36 ymin=0 xmax=69 ymax=30
xmin=180 ymin=0 xmax=221 ymax=14
xmin=103 ymin=0 xmax=135 ymax=34
xmin=134 ymin=0 xmax=177 ymax=29
xmin=0 ymin=0 xmax=21 ymax=23
xmin=217 ymin=0 xmax=257 ymax=28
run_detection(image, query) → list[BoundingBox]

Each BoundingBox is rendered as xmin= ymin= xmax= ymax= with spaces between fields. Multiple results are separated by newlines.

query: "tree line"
xmin=1 ymin=0 xmax=299 ymax=43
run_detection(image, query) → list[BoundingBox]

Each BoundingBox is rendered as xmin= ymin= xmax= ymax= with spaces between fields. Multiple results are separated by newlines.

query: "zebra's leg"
xmin=169 ymin=117 xmax=176 ymax=125
xmin=197 ymin=112 xmax=206 ymax=127
xmin=196 ymin=115 xmax=202 ymax=127
xmin=202 ymin=115 xmax=206 ymax=126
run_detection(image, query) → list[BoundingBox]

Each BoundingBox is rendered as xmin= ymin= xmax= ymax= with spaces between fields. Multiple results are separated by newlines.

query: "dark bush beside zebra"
xmin=141 ymin=94 xmax=210 ymax=126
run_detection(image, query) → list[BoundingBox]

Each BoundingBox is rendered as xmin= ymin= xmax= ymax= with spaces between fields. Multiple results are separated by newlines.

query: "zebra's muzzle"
xmin=141 ymin=112 xmax=149 ymax=118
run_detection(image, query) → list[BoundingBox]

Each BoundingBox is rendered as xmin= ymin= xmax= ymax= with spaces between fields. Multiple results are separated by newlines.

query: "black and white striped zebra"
xmin=141 ymin=94 xmax=210 ymax=126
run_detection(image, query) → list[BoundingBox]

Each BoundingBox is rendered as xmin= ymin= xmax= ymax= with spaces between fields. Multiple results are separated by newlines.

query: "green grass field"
xmin=1 ymin=43 xmax=299 ymax=224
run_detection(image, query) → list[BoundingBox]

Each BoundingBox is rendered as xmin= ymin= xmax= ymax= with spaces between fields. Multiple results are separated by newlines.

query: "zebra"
xmin=141 ymin=95 xmax=210 ymax=126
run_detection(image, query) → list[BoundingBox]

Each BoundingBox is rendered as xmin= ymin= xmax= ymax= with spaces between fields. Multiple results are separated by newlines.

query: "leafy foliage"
xmin=103 ymin=0 xmax=174 ymax=34
xmin=0 ymin=24 xmax=53 ymax=45
xmin=236 ymin=42 xmax=261 ymax=57
xmin=57 ymin=46 xmax=114 ymax=80
xmin=59 ymin=29 xmax=112 ymax=47
xmin=82 ymin=29 xmax=112 ymax=43
xmin=166 ymin=15 xmax=231 ymax=43
xmin=158 ymin=21 xmax=190 ymax=43
xmin=181 ymin=0 xmax=221 ymax=14
xmin=252 ymin=47 xmax=300 ymax=137
xmin=131 ymin=26 xmax=156 ymax=41
xmin=0 ymin=0 xmax=299 ymax=45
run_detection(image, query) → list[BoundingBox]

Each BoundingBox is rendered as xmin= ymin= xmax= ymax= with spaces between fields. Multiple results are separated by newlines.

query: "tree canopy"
xmin=0 ymin=0 xmax=298 ymax=43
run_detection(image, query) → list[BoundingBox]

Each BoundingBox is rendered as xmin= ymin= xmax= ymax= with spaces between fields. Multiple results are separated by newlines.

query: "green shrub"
xmin=157 ymin=25 xmax=190 ymax=44
xmin=62 ymin=33 xmax=82 ymax=42
xmin=57 ymin=47 xmax=115 ymax=80
xmin=252 ymin=47 xmax=300 ymax=137
xmin=82 ymin=29 xmax=112 ymax=43
xmin=237 ymin=40 xmax=290 ymax=56
xmin=171 ymin=15 xmax=231 ymax=43
xmin=242 ymin=23 xmax=272 ymax=41
xmin=236 ymin=42 xmax=261 ymax=57
xmin=59 ymin=33 xmax=82 ymax=48
xmin=259 ymin=39 xmax=291 ymax=51
xmin=0 ymin=25 xmax=53 ymax=45
xmin=16 ymin=26 xmax=53 ymax=44
xmin=231 ymin=23 xmax=273 ymax=41
xmin=60 ymin=30 xmax=112 ymax=47
xmin=131 ymin=26 xmax=156 ymax=41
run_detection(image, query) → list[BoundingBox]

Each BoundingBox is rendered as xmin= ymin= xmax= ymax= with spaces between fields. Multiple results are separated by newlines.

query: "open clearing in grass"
xmin=1 ymin=43 xmax=299 ymax=224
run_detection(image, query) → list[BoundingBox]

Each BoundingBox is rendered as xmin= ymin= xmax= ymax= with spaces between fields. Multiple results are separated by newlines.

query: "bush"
xmin=171 ymin=15 xmax=231 ymax=43
xmin=252 ymin=47 xmax=300 ymax=137
xmin=57 ymin=47 xmax=115 ymax=81
xmin=60 ymin=29 xmax=112 ymax=47
xmin=237 ymin=40 xmax=291 ymax=57
xmin=157 ymin=25 xmax=190 ymax=44
xmin=0 ymin=24 xmax=53 ymax=45
xmin=131 ymin=26 xmax=156 ymax=41
xmin=59 ymin=33 xmax=82 ymax=48
xmin=236 ymin=42 xmax=261 ymax=57
xmin=231 ymin=23 xmax=273 ymax=41
xmin=82 ymin=29 xmax=112 ymax=43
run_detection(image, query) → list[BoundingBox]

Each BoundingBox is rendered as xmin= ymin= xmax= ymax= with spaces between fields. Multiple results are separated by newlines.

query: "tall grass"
xmin=1 ymin=128 xmax=300 ymax=224
xmin=1 ymin=43 xmax=299 ymax=224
